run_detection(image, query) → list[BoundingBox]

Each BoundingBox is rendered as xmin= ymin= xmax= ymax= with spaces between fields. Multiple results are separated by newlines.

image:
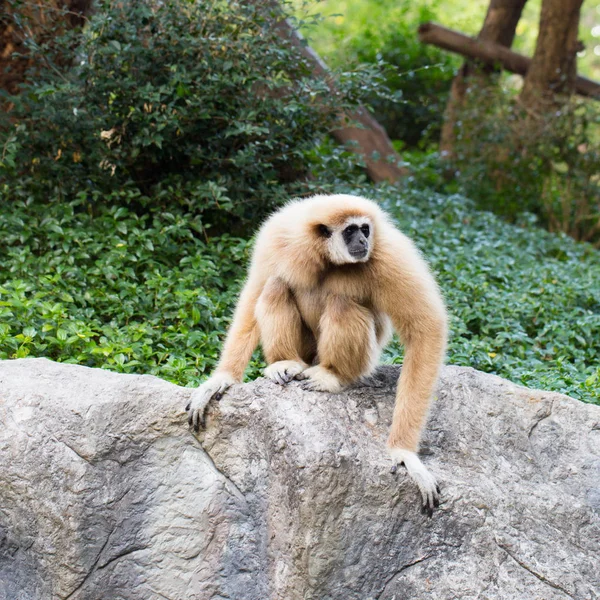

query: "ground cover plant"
xmin=0 ymin=187 xmax=598 ymax=404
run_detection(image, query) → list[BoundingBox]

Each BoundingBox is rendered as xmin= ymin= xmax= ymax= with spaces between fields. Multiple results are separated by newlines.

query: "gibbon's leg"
xmin=186 ymin=279 xmax=262 ymax=431
xmin=256 ymin=277 xmax=309 ymax=384
xmin=387 ymin=315 xmax=447 ymax=516
xmin=300 ymin=295 xmax=379 ymax=393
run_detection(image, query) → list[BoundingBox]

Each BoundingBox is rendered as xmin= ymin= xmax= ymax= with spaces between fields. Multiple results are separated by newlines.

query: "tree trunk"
xmin=0 ymin=0 xmax=92 ymax=95
xmin=439 ymin=0 xmax=528 ymax=158
xmin=519 ymin=0 xmax=584 ymax=114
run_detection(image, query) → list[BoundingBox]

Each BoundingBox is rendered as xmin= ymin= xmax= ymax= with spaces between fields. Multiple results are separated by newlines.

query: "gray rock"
xmin=0 ymin=358 xmax=598 ymax=600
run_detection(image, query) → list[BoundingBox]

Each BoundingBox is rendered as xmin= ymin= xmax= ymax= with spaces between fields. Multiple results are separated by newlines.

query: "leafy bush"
xmin=0 ymin=0 xmax=375 ymax=227
xmin=379 ymin=188 xmax=600 ymax=404
xmin=449 ymin=86 xmax=600 ymax=246
xmin=337 ymin=20 xmax=456 ymax=147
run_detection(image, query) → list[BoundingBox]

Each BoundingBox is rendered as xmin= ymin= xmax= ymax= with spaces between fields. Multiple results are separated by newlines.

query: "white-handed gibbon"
xmin=187 ymin=194 xmax=448 ymax=514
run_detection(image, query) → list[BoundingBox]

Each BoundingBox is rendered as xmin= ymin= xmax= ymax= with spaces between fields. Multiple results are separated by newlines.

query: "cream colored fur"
xmin=186 ymin=194 xmax=448 ymax=512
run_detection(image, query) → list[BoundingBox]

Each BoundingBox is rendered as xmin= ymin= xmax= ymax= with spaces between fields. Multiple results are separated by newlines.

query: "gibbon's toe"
xmin=388 ymin=447 xmax=440 ymax=517
xmin=265 ymin=360 xmax=307 ymax=385
xmin=299 ymin=365 xmax=343 ymax=393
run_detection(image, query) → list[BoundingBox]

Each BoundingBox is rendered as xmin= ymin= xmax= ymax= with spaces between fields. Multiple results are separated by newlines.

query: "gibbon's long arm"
xmin=215 ymin=279 xmax=263 ymax=380
xmin=186 ymin=276 xmax=263 ymax=430
xmin=376 ymin=232 xmax=448 ymax=515
xmin=387 ymin=309 xmax=447 ymax=452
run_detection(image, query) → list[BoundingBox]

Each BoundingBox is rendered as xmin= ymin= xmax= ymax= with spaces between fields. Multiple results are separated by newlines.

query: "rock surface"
xmin=0 ymin=358 xmax=598 ymax=600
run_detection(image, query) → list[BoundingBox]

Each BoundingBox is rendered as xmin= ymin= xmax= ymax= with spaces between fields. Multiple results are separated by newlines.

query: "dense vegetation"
xmin=1 ymin=186 xmax=598 ymax=403
xmin=0 ymin=0 xmax=598 ymax=404
xmin=1 ymin=0 xmax=372 ymax=227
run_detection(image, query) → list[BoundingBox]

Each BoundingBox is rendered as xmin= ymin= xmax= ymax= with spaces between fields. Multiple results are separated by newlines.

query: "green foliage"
xmin=1 ymin=0 xmax=377 ymax=227
xmin=376 ymin=188 xmax=600 ymax=404
xmin=449 ymin=87 xmax=600 ymax=246
xmin=340 ymin=25 xmax=455 ymax=147
xmin=0 ymin=0 xmax=597 ymax=406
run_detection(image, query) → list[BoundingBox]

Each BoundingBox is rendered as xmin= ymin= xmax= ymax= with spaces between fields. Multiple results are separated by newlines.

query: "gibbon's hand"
xmin=389 ymin=448 xmax=440 ymax=517
xmin=186 ymin=372 xmax=236 ymax=432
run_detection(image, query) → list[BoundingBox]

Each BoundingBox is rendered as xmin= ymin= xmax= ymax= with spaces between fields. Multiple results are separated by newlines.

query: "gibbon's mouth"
xmin=350 ymin=249 xmax=368 ymax=259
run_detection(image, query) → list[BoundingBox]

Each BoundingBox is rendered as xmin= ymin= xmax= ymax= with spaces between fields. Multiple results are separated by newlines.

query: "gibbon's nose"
xmin=349 ymin=235 xmax=369 ymax=258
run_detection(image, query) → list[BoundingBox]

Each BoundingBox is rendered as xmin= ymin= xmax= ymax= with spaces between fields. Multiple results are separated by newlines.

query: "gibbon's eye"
xmin=344 ymin=224 xmax=359 ymax=235
xmin=360 ymin=224 xmax=370 ymax=238
xmin=318 ymin=224 xmax=332 ymax=238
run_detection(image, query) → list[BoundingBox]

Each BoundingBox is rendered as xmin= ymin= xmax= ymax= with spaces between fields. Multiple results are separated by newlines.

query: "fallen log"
xmin=418 ymin=22 xmax=600 ymax=99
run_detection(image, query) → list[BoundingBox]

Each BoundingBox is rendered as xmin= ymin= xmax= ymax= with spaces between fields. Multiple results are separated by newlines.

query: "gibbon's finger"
xmin=187 ymin=410 xmax=193 ymax=427
xmin=294 ymin=371 xmax=309 ymax=380
xmin=192 ymin=409 xmax=205 ymax=433
xmin=421 ymin=497 xmax=435 ymax=518
xmin=417 ymin=480 xmax=438 ymax=517
xmin=428 ymin=492 xmax=435 ymax=516
xmin=185 ymin=401 xmax=191 ymax=412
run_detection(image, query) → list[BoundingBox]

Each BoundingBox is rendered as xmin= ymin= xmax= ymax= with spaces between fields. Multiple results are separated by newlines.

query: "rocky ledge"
xmin=0 ymin=358 xmax=598 ymax=600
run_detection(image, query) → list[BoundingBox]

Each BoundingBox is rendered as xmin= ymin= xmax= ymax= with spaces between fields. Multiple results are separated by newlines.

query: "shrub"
xmin=340 ymin=19 xmax=456 ymax=147
xmin=449 ymin=86 xmax=600 ymax=246
xmin=376 ymin=187 xmax=600 ymax=404
xmin=0 ymin=194 xmax=259 ymax=383
xmin=0 ymin=0 xmax=377 ymax=228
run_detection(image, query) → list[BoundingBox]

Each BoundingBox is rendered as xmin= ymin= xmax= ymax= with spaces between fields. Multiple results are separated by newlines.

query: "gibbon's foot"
xmin=186 ymin=372 xmax=236 ymax=432
xmin=389 ymin=447 xmax=440 ymax=517
xmin=298 ymin=365 xmax=343 ymax=393
xmin=264 ymin=360 xmax=308 ymax=385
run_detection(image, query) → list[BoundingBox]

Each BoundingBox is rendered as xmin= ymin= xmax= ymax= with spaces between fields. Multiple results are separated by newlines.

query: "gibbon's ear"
xmin=317 ymin=224 xmax=332 ymax=238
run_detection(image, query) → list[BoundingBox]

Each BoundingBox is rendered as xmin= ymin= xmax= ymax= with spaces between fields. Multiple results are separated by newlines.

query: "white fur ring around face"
xmin=389 ymin=447 xmax=440 ymax=517
xmin=298 ymin=365 xmax=343 ymax=393
xmin=264 ymin=360 xmax=307 ymax=385
xmin=186 ymin=372 xmax=236 ymax=432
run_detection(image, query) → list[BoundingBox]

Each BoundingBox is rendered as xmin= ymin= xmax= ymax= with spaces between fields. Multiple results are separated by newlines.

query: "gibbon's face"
xmin=319 ymin=217 xmax=373 ymax=265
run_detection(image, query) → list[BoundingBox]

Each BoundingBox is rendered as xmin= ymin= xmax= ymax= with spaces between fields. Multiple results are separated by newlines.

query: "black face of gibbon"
xmin=342 ymin=223 xmax=370 ymax=259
